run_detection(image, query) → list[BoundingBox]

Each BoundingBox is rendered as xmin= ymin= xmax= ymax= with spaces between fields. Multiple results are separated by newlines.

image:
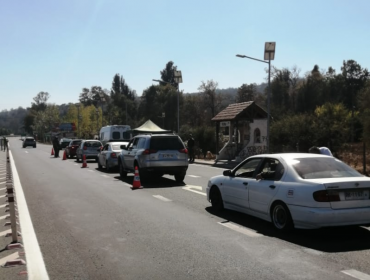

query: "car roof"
xmin=248 ymin=153 xmax=334 ymax=160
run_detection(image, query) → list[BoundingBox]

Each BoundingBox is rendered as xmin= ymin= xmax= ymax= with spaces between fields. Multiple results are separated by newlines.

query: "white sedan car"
xmin=206 ymin=153 xmax=370 ymax=231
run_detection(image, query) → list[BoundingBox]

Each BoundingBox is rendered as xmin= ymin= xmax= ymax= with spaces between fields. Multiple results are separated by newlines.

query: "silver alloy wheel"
xmin=272 ymin=204 xmax=288 ymax=230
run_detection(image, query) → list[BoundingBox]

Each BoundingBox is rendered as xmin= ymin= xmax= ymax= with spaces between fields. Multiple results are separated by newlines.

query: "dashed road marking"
xmin=187 ymin=175 xmax=200 ymax=178
xmin=218 ymin=221 xmax=263 ymax=237
xmin=0 ymin=229 xmax=11 ymax=237
xmin=182 ymin=185 xmax=206 ymax=196
xmin=0 ymin=251 xmax=20 ymax=266
xmin=88 ymin=170 xmax=94 ymax=172
xmin=341 ymin=270 xmax=370 ymax=280
xmin=74 ymin=164 xmax=78 ymax=166
xmin=101 ymin=175 xmax=109 ymax=178
xmin=153 ymin=195 xmax=172 ymax=202
xmin=25 ymin=151 xmax=29 ymax=153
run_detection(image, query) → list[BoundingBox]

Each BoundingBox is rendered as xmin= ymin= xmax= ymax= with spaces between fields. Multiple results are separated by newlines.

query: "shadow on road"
xmin=113 ymin=175 xmax=185 ymax=188
xmin=205 ymin=207 xmax=370 ymax=253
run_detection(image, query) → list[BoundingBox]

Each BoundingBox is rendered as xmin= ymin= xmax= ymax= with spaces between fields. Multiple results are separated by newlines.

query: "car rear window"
xmin=85 ymin=141 xmax=101 ymax=148
xmin=112 ymin=145 xmax=121 ymax=150
xmin=72 ymin=140 xmax=81 ymax=145
xmin=291 ymin=157 xmax=362 ymax=179
xmin=112 ymin=132 xmax=120 ymax=140
xmin=149 ymin=137 xmax=184 ymax=150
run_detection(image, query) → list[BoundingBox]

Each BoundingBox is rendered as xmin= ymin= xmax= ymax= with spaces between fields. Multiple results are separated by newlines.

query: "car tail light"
xmin=83 ymin=146 xmax=87 ymax=150
xmin=111 ymin=152 xmax=117 ymax=158
xmin=179 ymin=148 xmax=188 ymax=154
xmin=143 ymin=149 xmax=157 ymax=155
xmin=313 ymin=190 xmax=340 ymax=202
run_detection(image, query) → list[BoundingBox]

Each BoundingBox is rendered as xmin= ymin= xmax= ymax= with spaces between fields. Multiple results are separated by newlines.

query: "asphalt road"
xmin=7 ymin=138 xmax=370 ymax=280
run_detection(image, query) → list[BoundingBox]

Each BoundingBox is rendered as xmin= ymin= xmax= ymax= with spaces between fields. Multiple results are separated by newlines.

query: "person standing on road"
xmin=308 ymin=146 xmax=333 ymax=156
xmin=52 ymin=136 xmax=60 ymax=157
xmin=187 ymin=134 xmax=195 ymax=163
xmin=3 ymin=137 xmax=8 ymax=152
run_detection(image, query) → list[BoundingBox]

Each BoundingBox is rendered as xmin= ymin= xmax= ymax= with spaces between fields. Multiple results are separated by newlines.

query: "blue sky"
xmin=1 ymin=0 xmax=369 ymax=111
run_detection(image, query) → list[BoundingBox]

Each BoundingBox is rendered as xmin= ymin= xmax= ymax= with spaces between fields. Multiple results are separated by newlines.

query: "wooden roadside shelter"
xmin=211 ymin=101 xmax=268 ymax=161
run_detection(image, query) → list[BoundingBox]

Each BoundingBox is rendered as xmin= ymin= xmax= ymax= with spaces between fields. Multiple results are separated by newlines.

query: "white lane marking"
xmin=0 ymin=229 xmax=11 ymax=236
xmin=153 ymin=195 xmax=172 ymax=202
xmin=0 ymin=214 xmax=8 ymax=220
xmin=0 ymin=251 xmax=21 ymax=266
xmin=0 ymin=187 xmax=5 ymax=191
xmin=0 ymin=204 xmax=8 ymax=208
xmin=0 ymin=182 xmax=5 ymax=185
xmin=25 ymin=151 xmax=29 ymax=153
xmin=10 ymin=150 xmax=50 ymax=279
xmin=0 ymin=194 xmax=6 ymax=198
xmin=101 ymin=175 xmax=109 ymax=178
xmin=192 ymin=163 xmax=228 ymax=171
xmin=218 ymin=222 xmax=263 ymax=237
xmin=74 ymin=164 xmax=78 ymax=166
xmin=187 ymin=175 xmax=200 ymax=178
xmin=341 ymin=270 xmax=370 ymax=280
xmin=182 ymin=185 xmax=206 ymax=196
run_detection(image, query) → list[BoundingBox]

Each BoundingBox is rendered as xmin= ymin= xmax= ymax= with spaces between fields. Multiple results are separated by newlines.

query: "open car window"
xmin=234 ymin=158 xmax=262 ymax=178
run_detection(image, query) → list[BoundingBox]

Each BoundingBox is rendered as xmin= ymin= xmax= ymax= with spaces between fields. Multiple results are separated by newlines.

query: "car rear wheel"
xmin=119 ymin=163 xmax=127 ymax=178
xmin=33 ymin=145 xmax=36 ymax=148
xmin=174 ymin=173 xmax=185 ymax=183
xmin=210 ymin=187 xmax=224 ymax=212
xmin=76 ymin=155 xmax=80 ymax=162
xmin=271 ymin=202 xmax=293 ymax=232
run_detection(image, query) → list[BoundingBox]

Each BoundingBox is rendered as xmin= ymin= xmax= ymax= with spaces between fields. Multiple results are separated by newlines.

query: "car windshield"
xmin=149 ymin=137 xmax=184 ymax=150
xmin=85 ymin=141 xmax=101 ymax=148
xmin=291 ymin=157 xmax=362 ymax=179
xmin=72 ymin=141 xmax=81 ymax=145
xmin=112 ymin=145 xmax=122 ymax=150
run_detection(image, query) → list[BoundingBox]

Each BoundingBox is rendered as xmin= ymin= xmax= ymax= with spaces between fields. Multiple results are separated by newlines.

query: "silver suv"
xmin=118 ymin=134 xmax=188 ymax=182
xmin=76 ymin=140 xmax=103 ymax=162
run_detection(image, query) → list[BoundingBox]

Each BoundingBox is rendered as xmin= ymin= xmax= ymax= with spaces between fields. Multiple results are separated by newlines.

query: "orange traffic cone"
xmin=51 ymin=147 xmax=54 ymax=156
xmin=81 ymin=154 xmax=88 ymax=168
xmin=62 ymin=150 xmax=67 ymax=160
xmin=132 ymin=166 xmax=142 ymax=189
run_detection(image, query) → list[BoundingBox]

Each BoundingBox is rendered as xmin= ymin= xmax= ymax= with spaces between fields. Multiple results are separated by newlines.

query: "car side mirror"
xmin=120 ymin=145 xmax=127 ymax=149
xmin=223 ymin=170 xmax=232 ymax=176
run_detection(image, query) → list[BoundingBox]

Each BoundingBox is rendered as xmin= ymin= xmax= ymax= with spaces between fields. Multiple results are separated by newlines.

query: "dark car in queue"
xmin=65 ymin=139 xmax=82 ymax=158
xmin=59 ymin=138 xmax=73 ymax=149
xmin=23 ymin=137 xmax=36 ymax=148
xmin=76 ymin=140 xmax=102 ymax=162
xmin=97 ymin=141 xmax=129 ymax=172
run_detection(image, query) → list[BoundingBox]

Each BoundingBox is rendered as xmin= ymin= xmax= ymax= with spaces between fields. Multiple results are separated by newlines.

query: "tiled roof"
xmin=211 ymin=101 xmax=267 ymax=121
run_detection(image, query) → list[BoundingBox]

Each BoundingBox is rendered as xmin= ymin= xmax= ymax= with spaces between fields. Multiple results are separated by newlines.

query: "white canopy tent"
xmin=132 ymin=120 xmax=172 ymax=134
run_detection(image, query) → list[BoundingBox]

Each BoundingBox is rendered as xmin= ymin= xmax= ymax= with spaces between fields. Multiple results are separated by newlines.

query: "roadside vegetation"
xmin=1 ymin=59 xmax=369 ymax=173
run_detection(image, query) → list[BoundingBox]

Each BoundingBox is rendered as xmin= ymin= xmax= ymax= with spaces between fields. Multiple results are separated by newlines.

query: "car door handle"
xmin=243 ymin=182 xmax=248 ymax=186
xmin=269 ymin=185 xmax=276 ymax=189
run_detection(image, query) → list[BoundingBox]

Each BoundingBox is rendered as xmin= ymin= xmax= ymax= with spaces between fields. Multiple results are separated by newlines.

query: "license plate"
xmin=162 ymin=154 xmax=174 ymax=158
xmin=345 ymin=190 xmax=369 ymax=200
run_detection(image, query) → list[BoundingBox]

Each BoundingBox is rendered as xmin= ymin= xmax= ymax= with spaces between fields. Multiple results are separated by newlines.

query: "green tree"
xmin=236 ymin=84 xmax=256 ymax=103
xmin=198 ymin=80 xmax=223 ymax=118
xmin=31 ymin=91 xmax=50 ymax=112
xmin=160 ymin=61 xmax=178 ymax=88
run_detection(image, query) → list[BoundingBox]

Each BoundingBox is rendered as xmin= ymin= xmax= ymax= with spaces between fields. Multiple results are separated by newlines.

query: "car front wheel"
xmin=76 ymin=155 xmax=80 ymax=162
xmin=97 ymin=159 xmax=102 ymax=169
xmin=210 ymin=187 xmax=224 ymax=212
xmin=271 ymin=202 xmax=293 ymax=232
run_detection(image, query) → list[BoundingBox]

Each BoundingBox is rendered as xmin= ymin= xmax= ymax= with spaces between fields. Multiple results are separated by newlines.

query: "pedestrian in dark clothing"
xmin=3 ymin=137 xmax=8 ymax=152
xmin=187 ymin=134 xmax=195 ymax=163
xmin=52 ymin=136 xmax=60 ymax=157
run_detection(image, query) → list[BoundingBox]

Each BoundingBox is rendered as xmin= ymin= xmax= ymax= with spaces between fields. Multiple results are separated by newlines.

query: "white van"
xmin=99 ymin=125 xmax=132 ymax=145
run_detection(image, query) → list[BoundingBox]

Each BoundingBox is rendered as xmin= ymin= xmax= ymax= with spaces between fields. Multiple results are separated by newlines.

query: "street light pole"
xmin=236 ymin=42 xmax=276 ymax=153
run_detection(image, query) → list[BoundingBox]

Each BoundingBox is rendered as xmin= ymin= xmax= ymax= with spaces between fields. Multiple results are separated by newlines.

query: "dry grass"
xmin=336 ymin=143 xmax=370 ymax=176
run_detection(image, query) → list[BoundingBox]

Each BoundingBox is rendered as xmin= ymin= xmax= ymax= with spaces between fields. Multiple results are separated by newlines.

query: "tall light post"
xmin=98 ymin=93 xmax=106 ymax=128
xmin=76 ymin=103 xmax=81 ymax=138
xmin=236 ymin=42 xmax=276 ymax=153
xmin=152 ymin=71 xmax=183 ymax=133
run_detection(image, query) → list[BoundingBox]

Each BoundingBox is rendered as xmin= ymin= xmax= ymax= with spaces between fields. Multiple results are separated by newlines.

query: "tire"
xmin=119 ymin=162 xmax=127 ymax=178
xmin=271 ymin=202 xmax=293 ymax=232
xmin=76 ymin=155 xmax=80 ymax=162
xmin=210 ymin=187 xmax=224 ymax=212
xmin=174 ymin=173 xmax=185 ymax=183
xmin=106 ymin=161 xmax=111 ymax=172
xmin=33 ymin=145 xmax=36 ymax=148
